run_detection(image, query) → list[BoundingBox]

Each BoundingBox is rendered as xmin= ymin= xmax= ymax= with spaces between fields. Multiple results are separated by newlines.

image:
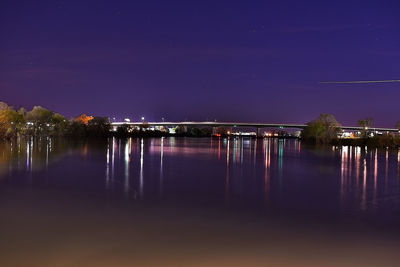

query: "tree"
xmin=75 ymin=114 xmax=94 ymax=125
xmin=87 ymin=117 xmax=111 ymax=137
xmin=190 ymin=127 xmax=202 ymax=136
xmin=26 ymin=106 xmax=54 ymax=124
xmin=51 ymin=113 xmax=69 ymax=136
xmin=17 ymin=107 xmax=27 ymax=118
xmin=115 ymin=124 xmax=130 ymax=137
xmin=396 ymin=121 xmax=400 ymax=131
xmin=26 ymin=106 xmax=54 ymax=135
xmin=67 ymin=120 xmax=87 ymax=137
xmin=174 ymin=126 xmax=186 ymax=135
xmin=358 ymin=117 xmax=373 ymax=138
xmin=140 ymin=122 xmax=150 ymax=131
xmin=0 ymin=102 xmax=9 ymax=110
xmin=302 ymin=114 xmax=341 ymax=143
xmin=0 ymin=102 xmax=25 ymax=139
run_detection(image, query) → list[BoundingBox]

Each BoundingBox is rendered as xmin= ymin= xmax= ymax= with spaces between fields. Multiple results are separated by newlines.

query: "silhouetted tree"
xmin=190 ymin=128 xmax=202 ymax=136
xmin=51 ymin=113 xmax=69 ymax=136
xmin=302 ymin=114 xmax=341 ymax=143
xmin=358 ymin=117 xmax=373 ymax=138
xmin=87 ymin=117 xmax=111 ymax=137
xmin=116 ymin=124 xmax=130 ymax=137
xmin=66 ymin=121 xmax=87 ymax=137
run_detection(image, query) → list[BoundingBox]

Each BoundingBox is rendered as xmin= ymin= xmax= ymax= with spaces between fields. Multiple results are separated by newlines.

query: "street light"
xmin=141 ymin=116 xmax=145 ymax=122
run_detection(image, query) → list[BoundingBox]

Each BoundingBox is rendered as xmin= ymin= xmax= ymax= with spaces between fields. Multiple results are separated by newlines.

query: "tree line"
xmin=302 ymin=113 xmax=400 ymax=148
xmin=0 ymin=102 xmax=110 ymax=139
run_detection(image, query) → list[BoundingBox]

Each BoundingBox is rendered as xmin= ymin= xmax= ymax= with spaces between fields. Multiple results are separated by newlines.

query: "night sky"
xmin=1 ymin=1 xmax=399 ymax=127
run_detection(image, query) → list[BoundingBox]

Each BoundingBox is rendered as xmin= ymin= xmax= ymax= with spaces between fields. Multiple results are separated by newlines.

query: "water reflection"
xmin=278 ymin=139 xmax=284 ymax=181
xmin=159 ymin=137 xmax=164 ymax=196
xmin=398 ymin=149 xmax=400 ymax=178
xmin=0 ymin=137 xmax=69 ymax=177
xmin=106 ymin=140 xmax=110 ymax=189
xmin=1 ymin=137 xmax=400 ymax=220
xmin=362 ymin=157 xmax=367 ymax=211
xmin=338 ymin=145 xmax=400 ymax=212
xmin=124 ymin=138 xmax=131 ymax=196
xmin=264 ymin=139 xmax=271 ymax=200
xmin=139 ymin=138 xmax=144 ymax=198
xmin=225 ymin=138 xmax=230 ymax=202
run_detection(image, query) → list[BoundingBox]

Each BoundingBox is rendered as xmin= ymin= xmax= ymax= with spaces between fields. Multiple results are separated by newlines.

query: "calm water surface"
xmin=1 ymin=137 xmax=400 ymax=266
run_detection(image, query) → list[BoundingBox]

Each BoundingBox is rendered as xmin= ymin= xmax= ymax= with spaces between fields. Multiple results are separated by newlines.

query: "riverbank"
xmin=331 ymin=136 xmax=400 ymax=149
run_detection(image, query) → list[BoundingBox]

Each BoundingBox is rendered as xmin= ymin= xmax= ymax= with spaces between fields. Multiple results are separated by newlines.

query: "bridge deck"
xmin=111 ymin=121 xmax=399 ymax=133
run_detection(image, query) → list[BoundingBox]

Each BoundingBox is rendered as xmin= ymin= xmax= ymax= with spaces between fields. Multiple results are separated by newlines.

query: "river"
xmin=1 ymin=137 xmax=400 ymax=266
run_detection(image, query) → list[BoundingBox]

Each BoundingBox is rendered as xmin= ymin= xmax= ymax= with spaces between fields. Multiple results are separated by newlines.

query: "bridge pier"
xmin=256 ymin=127 xmax=263 ymax=138
xmin=212 ymin=127 xmax=217 ymax=136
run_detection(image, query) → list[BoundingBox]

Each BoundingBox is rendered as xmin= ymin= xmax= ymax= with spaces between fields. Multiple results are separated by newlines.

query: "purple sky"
xmin=1 ymin=1 xmax=399 ymax=127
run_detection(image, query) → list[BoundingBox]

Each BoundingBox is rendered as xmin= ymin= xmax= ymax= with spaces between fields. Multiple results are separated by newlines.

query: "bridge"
xmin=111 ymin=121 xmax=399 ymax=133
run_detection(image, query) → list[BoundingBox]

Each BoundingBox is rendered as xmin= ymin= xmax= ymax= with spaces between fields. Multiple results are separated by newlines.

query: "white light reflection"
xmin=385 ymin=148 xmax=389 ymax=192
xmin=9 ymin=142 xmax=13 ymax=172
xmin=361 ymin=158 xmax=367 ymax=211
xmin=112 ymin=137 xmax=115 ymax=181
xmin=264 ymin=139 xmax=271 ymax=201
xmin=46 ymin=137 xmax=49 ymax=168
xmin=160 ymin=137 xmax=164 ymax=196
xmin=369 ymin=149 xmax=378 ymax=209
xmin=349 ymin=146 xmax=352 ymax=178
xmin=355 ymin=146 xmax=361 ymax=185
xmin=253 ymin=139 xmax=257 ymax=166
xmin=232 ymin=138 xmax=237 ymax=164
xmin=26 ymin=140 xmax=30 ymax=171
xmin=398 ymin=149 xmax=400 ymax=164
xmin=278 ymin=139 xmax=284 ymax=181
xmin=240 ymin=138 xmax=244 ymax=165
xmin=225 ymin=138 xmax=230 ymax=202
xmin=139 ymin=138 xmax=144 ymax=198
xmin=30 ymin=137 xmax=33 ymax=171
xmin=398 ymin=149 xmax=400 ymax=179
xmin=106 ymin=139 xmax=110 ymax=189
xmin=340 ymin=146 xmax=348 ymax=204
xmin=124 ymin=139 xmax=131 ymax=196
xmin=374 ymin=149 xmax=378 ymax=200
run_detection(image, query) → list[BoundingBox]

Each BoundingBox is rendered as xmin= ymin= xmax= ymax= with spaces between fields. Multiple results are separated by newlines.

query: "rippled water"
xmin=1 ymin=137 xmax=400 ymax=266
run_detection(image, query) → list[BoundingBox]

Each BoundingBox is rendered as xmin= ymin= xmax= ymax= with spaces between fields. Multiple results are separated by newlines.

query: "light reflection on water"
xmin=338 ymin=144 xmax=400 ymax=213
xmin=1 ymin=137 xmax=400 ymax=221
